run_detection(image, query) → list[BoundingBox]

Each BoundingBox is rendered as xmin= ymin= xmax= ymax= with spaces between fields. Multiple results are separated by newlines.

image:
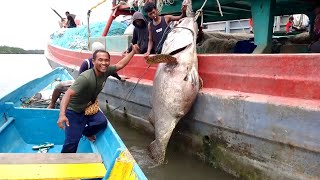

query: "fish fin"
xmin=148 ymin=139 xmax=166 ymax=164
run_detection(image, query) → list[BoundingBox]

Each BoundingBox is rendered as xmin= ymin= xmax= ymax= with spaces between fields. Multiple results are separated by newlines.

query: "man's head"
xmin=289 ymin=16 xmax=294 ymax=22
xmin=65 ymin=11 xmax=70 ymax=16
xmin=132 ymin=12 xmax=147 ymax=28
xmin=144 ymin=2 xmax=159 ymax=21
xmin=92 ymin=50 xmax=110 ymax=73
xmin=134 ymin=19 xmax=145 ymax=28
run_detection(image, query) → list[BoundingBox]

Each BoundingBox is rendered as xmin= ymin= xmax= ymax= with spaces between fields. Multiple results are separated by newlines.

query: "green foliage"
xmin=0 ymin=46 xmax=44 ymax=54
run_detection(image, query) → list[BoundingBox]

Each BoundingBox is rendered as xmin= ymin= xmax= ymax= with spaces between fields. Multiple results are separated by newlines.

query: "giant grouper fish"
xmin=146 ymin=16 xmax=201 ymax=164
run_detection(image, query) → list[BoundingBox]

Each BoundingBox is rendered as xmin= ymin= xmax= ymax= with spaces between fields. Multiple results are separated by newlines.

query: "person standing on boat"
xmin=47 ymin=42 xmax=123 ymax=109
xmin=65 ymin=11 xmax=77 ymax=28
xmin=286 ymin=16 xmax=295 ymax=33
xmin=57 ymin=45 xmax=140 ymax=153
xmin=143 ymin=1 xmax=187 ymax=56
xmin=123 ymin=11 xmax=149 ymax=55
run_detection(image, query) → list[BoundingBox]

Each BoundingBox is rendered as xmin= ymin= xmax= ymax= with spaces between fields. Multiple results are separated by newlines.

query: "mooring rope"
xmin=195 ymin=0 xmax=223 ymax=21
xmin=195 ymin=0 xmax=207 ymax=20
xmin=216 ymin=0 xmax=223 ymax=17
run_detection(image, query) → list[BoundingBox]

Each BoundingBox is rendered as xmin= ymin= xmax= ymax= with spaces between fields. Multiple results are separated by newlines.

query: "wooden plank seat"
xmin=0 ymin=153 xmax=106 ymax=179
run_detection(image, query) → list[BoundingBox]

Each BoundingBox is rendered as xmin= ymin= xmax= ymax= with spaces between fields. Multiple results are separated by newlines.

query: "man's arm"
xmin=57 ymin=88 xmax=76 ymax=129
xmin=115 ymin=45 xmax=139 ymax=71
xmin=144 ymin=24 xmax=153 ymax=56
xmin=165 ymin=5 xmax=187 ymax=23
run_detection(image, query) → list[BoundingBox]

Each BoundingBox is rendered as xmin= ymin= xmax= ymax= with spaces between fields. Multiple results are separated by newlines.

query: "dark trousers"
xmin=61 ymin=109 xmax=108 ymax=153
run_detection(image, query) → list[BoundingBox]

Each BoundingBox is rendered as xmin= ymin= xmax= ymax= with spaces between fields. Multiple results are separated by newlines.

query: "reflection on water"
xmin=1 ymin=54 xmax=236 ymax=180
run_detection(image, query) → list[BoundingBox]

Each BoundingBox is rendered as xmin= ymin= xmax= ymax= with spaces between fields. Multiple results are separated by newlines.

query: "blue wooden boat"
xmin=0 ymin=67 xmax=147 ymax=179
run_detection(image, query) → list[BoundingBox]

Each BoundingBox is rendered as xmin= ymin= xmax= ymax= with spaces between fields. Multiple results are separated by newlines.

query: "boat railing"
xmin=0 ymin=115 xmax=14 ymax=134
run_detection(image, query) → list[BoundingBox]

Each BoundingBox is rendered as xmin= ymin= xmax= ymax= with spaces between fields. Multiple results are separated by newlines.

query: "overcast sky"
xmin=0 ymin=0 xmax=112 ymax=50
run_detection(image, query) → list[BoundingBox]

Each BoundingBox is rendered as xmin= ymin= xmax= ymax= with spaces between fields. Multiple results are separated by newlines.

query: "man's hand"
xmin=182 ymin=5 xmax=187 ymax=13
xmin=182 ymin=5 xmax=187 ymax=16
xmin=144 ymin=52 xmax=150 ymax=58
xmin=131 ymin=44 xmax=140 ymax=54
xmin=57 ymin=115 xmax=69 ymax=129
xmin=122 ymin=51 xmax=128 ymax=56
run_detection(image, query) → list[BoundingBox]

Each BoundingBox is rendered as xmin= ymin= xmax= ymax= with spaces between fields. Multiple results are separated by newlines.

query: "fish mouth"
xmin=161 ymin=25 xmax=194 ymax=56
xmin=169 ymin=45 xmax=188 ymax=56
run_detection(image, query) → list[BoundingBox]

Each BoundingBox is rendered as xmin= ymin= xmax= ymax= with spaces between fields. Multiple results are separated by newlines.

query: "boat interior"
xmin=109 ymin=0 xmax=320 ymax=54
xmin=0 ymin=68 xmax=147 ymax=179
xmin=0 ymin=68 xmax=88 ymax=153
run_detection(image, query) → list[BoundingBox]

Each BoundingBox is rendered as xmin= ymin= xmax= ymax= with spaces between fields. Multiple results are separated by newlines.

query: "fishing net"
xmin=20 ymin=93 xmax=52 ymax=108
xmin=197 ymin=32 xmax=253 ymax=53
xmin=288 ymin=32 xmax=311 ymax=44
xmin=50 ymin=21 xmax=128 ymax=50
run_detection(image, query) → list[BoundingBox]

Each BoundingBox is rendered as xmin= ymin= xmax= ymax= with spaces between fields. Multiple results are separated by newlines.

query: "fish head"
xmin=161 ymin=17 xmax=198 ymax=62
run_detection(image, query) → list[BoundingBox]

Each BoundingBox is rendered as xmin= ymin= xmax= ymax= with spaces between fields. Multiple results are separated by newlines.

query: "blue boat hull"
xmin=0 ymin=68 xmax=147 ymax=179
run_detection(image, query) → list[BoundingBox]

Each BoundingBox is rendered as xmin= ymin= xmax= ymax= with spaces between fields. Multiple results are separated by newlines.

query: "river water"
xmin=0 ymin=54 xmax=236 ymax=180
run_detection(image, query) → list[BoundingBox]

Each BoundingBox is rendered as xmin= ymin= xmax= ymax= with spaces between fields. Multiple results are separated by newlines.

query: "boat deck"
xmin=0 ymin=153 xmax=106 ymax=179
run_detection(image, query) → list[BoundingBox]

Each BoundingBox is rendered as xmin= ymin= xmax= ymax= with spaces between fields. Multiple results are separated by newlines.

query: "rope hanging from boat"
xmin=86 ymin=0 xmax=107 ymax=50
xmin=89 ymin=0 xmax=107 ymax=11
xmin=195 ymin=0 xmax=207 ymax=21
xmin=87 ymin=10 xmax=91 ymax=50
xmin=195 ymin=0 xmax=223 ymax=21
xmin=216 ymin=0 xmax=223 ymax=17
xmin=237 ymin=20 xmax=246 ymax=33
xmin=110 ymin=64 xmax=151 ymax=112
xmin=163 ymin=0 xmax=175 ymax=5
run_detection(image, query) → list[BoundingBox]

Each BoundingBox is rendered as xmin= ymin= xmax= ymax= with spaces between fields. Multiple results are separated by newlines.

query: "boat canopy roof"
xmin=117 ymin=0 xmax=318 ymax=22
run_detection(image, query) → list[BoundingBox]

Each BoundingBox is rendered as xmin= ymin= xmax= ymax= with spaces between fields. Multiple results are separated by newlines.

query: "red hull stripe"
xmin=47 ymin=44 xmax=320 ymax=100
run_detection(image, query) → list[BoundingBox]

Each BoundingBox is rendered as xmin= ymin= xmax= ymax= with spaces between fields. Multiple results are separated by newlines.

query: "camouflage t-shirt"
xmin=68 ymin=66 xmax=116 ymax=113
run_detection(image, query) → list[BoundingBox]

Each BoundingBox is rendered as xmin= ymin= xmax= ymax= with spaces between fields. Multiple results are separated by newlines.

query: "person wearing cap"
xmin=47 ymin=42 xmax=123 ymax=108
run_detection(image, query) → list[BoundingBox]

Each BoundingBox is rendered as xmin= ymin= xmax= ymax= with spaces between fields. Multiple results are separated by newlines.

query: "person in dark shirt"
xmin=143 ymin=2 xmax=187 ymax=56
xmin=65 ymin=11 xmax=77 ymax=28
xmin=57 ymin=45 xmax=140 ymax=153
xmin=124 ymin=12 xmax=149 ymax=54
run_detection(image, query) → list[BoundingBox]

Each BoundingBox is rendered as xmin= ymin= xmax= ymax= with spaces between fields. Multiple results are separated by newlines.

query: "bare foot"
xmin=86 ymin=135 xmax=96 ymax=142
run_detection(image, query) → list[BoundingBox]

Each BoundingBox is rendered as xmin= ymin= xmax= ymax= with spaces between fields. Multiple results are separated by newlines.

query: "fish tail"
xmin=148 ymin=139 xmax=166 ymax=164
